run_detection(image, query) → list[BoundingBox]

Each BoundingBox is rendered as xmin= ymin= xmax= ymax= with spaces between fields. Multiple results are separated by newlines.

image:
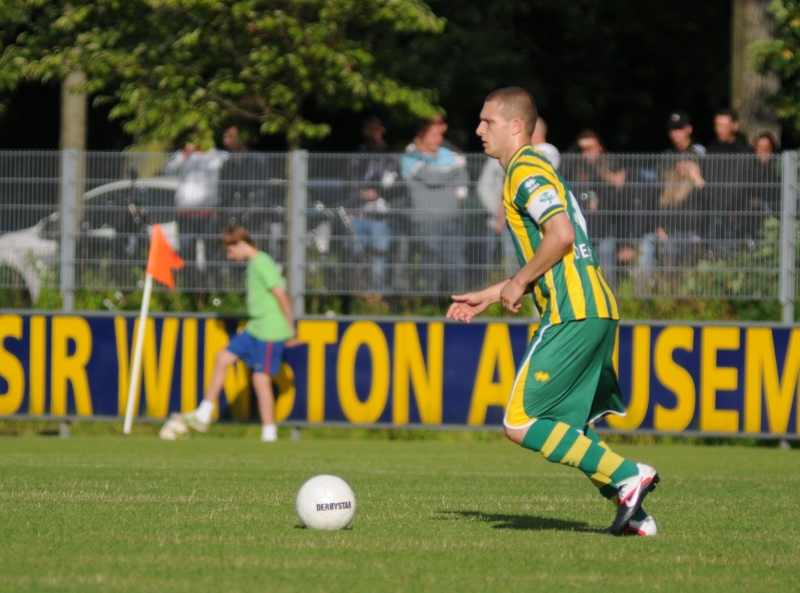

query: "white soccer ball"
xmin=295 ymin=474 xmax=357 ymax=530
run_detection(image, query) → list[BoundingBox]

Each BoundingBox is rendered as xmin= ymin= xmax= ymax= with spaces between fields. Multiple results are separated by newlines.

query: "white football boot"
xmin=610 ymin=463 xmax=659 ymax=535
xmin=624 ymin=514 xmax=658 ymax=537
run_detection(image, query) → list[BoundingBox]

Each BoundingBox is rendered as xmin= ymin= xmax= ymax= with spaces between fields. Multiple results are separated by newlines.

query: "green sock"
xmin=521 ymin=419 xmax=639 ymax=484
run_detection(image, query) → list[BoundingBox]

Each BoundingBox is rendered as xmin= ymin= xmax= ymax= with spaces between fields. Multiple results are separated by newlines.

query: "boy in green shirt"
xmin=161 ymin=225 xmax=297 ymax=442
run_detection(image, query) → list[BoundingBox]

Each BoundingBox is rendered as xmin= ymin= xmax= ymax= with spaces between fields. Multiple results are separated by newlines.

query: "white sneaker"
xmin=610 ymin=463 xmax=659 ymax=535
xmin=159 ymin=417 xmax=190 ymax=440
xmin=173 ymin=411 xmax=209 ymax=433
xmin=625 ymin=514 xmax=657 ymax=537
xmin=261 ymin=424 xmax=277 ymax=442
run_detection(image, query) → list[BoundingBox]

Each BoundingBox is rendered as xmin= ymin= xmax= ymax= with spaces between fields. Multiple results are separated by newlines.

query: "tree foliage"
xmin=0 ymin=0 xmax=444 ymax=148
xmin=394 ymin=0 xmax=731 ymax=151
xmin=0 ymin=0 xmax=736 ymax=151
xmin=752 ymin=0 xmax=800 ymax=133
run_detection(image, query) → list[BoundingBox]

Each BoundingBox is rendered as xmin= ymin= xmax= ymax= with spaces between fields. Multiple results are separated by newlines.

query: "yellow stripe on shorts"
xmin=503 ymin=324 xmax=552 ymax=428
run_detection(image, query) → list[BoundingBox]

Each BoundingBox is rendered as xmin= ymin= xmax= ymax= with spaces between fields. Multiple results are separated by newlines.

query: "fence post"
xmin=60 ymin=149 xmax=79 ymax=312
xmin=287 ymin=150 xmax=308 ymax=318
xmin=779 ymin=150 xmax=798 ymax=324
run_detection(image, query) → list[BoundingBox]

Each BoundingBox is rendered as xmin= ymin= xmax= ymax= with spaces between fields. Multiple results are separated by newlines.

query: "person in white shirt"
xmin=162 ymin=142 xmax=229 ymax=288
xmin=532 ymin=117 xmax=560 ymax=170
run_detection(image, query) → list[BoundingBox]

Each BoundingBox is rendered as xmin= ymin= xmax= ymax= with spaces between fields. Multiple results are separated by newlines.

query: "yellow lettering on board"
xmin=204 ymin=320 xmax=250 ymax=420
xmin=0 ymin=315 xmax=25 ymax=415
xmin=115 ymin=317 xmax=179 ymax=418
xmin=653 ymin=326 xmax=696 ymax=431
xmin=181 ymin=318 xmax=198 ymax=413
xmin=51 ymin=317 xmax=93 ymax=416
xmin=337 ymin=321 xmax=389 ymax=424
xmin=144 ymin=318 xmax=179 ymax=417
xmin=115 ymin=317 xmax=137 ymax=415
xmin=298 ymin=320 xmax=338 ymax=422
xmin=393 ymin=322 xmax=443 ymax=425
xmin=273 ymin=362 xmax=296 ymax=422
xmin=744 ymin=328 xmax=800 ymax=434
xmin=467 ymin=323 xmax=516 ymax=425
xmin=606 ymin=325 xmax=650 ymax=430
xmin=700 ymin=327 xmax=740 ymax=433
xmin=29 ymin=316 xmax=46 ymax=415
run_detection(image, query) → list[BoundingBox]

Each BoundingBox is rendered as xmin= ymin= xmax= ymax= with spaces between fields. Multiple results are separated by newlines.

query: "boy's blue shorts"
xmin=226 ymin=331 xmax=285 ymax=375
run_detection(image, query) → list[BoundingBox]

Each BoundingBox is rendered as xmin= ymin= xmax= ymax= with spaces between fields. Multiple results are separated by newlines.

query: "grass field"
xmin=0 ymin=435 xmax=798 ymax=592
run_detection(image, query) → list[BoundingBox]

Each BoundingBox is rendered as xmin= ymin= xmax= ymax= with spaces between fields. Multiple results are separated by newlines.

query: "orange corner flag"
xmin=146 ymin=224 xmax=184 ymax=290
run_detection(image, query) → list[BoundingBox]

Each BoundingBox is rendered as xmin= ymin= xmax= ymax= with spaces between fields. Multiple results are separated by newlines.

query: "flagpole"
xmin=123 ymin=273 xmax=153 ymax=436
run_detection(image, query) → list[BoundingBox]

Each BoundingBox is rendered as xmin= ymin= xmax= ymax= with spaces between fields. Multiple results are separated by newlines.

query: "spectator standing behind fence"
xmin=745 ymin=131 xmax=781 ymax=240
xmin=704 ymin=108 xmax=753 ymax=257
xmin=163 ymin=141 xmax=229 ymax=288
xmin=532 ymin=117 xmax=560 ymax=169
xmin=477 ymin=155 xmax=514 ymax=281
xmin=219 ymin=125 xmax=285 ymax=263
xmin=562 ymin=130 xmax=626 ymax=288
xmin=401 ymin=117 xmax=469 ymax=296
xmin=638 ymin=112 xmax=706 ymax=281
xmin=345 ymin=116 xmax=397 ymax=293
xmin=219 ymin=125 xmax=250 ymax=228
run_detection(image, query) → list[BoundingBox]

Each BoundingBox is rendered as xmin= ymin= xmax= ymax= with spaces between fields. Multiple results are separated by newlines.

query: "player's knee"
xmin=503 ymin=425 xmax=526 ymax=445
xmin=215 ymin=350 xmax=234 ymax=369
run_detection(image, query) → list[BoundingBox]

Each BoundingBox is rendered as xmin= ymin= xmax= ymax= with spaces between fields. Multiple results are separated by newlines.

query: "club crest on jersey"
xmin=534 ymin=371 xmax=550 ymax=382
xmin=536 ymin=189 xmax=558 ymax=205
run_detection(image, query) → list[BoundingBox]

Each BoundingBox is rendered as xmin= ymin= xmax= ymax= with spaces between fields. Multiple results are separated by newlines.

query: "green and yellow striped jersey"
xmin=503 ymin=145 xmax=618 ymax=325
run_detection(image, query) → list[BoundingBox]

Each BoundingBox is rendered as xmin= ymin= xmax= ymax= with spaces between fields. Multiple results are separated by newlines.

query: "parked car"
xmin=0 ymin=177 xmax=179 ymax=301
xmin=0 ymin=172 xmax=349 ymax=300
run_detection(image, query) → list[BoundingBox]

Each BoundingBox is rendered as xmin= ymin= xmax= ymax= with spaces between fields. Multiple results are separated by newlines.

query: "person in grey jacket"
xmin=400 ymin=118 xmax=470 ymax=295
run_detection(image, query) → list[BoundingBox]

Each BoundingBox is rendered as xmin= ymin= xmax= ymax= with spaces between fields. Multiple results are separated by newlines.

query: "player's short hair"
xmin=484 ymin=87 xmax=538 ymax=136
xmin=220 ymin=225 xmax=255 ymax=247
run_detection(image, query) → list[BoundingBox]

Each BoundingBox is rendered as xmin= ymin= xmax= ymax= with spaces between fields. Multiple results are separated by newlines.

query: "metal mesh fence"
xmin=0 ymin=150 xmax=795 ymax=306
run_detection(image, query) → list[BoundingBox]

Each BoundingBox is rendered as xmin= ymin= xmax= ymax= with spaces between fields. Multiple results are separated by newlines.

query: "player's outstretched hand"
xmin=447 ymin=291 xmax=490 ymax=323
xmin=285 ymin=337 xmax=300 ymax=348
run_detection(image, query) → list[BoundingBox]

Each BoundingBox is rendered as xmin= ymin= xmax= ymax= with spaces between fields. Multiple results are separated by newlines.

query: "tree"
xmin=752 ymin=0 xmax=800 ymax=135
xmin=376 ymin=0 xmax=732 ymax=151
xmin=731 ymin=0 xmax=780 ymax=144
xmin=0 ymin=0 xmax=444 ymax=149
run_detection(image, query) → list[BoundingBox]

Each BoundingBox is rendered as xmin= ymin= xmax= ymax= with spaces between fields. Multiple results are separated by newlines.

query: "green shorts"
xmin=504 ymin=318 xmax=626 ymax=429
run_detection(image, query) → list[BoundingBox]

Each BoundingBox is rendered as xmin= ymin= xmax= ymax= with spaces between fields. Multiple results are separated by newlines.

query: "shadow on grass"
xmin=441 ymin=510 xmax=595 ymax=533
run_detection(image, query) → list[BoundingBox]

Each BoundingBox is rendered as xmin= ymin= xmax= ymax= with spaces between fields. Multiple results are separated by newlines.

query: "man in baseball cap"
xmin=665 ymin=111 xmax=705 ymax=155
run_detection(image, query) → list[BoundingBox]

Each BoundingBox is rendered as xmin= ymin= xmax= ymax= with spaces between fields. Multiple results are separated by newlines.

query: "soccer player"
xmin=447 ymin=87 xmax=659 ymax=536
xmin=160 ymin=225 xmax=297 ymax=442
